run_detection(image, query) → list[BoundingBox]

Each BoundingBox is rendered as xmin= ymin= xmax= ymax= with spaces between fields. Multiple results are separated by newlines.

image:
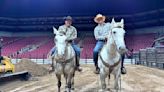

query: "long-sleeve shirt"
xmin=94 ymin=22 xmax=111 ymax=40
xmin=58 ymin=25 xmax=77 ymax=41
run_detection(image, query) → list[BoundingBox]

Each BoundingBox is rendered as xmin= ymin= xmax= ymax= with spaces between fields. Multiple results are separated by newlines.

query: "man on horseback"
xmin=93 ymin=14 xmax=127 ymax=74
xmin=50 ymin=16 xmax=82 ymax=72
xmin=93 ymin=14 xmax=111 ymax=74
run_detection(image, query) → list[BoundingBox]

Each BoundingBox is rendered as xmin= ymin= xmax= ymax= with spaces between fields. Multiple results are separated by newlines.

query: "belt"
xmin=98 ymin=40 xmax=105 ymax=42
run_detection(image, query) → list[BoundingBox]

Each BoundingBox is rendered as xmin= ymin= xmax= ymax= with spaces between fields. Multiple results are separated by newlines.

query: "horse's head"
xmin=109 ymin=18 xmax=126 ymax=54
xmin=53 ymin=27 xmax=67 ymax=59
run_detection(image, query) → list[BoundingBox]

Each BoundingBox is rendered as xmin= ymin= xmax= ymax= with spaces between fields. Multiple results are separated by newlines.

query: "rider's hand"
xmin=105 ymin=37 xmax=108 ymax=42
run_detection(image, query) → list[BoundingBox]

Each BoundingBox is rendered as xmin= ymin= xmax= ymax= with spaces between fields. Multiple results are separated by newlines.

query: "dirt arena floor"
xmin=1 ymin=65 xmax=164 ymax=92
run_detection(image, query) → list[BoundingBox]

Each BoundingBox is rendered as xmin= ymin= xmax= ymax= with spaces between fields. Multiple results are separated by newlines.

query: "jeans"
xmin=121 ymin=54 xmax=125 ymax=68
xmin=71 ymin=43 xmax=81 ymax=57
xmin=93 ymin=41 xmax=105 ymax=67
xmin=50 ymin=47 xmax=56 ymax=56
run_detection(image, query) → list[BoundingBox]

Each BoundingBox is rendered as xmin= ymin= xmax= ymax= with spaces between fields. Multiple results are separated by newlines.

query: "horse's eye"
xmin=113 ymin=31 xmax=116 ymax=34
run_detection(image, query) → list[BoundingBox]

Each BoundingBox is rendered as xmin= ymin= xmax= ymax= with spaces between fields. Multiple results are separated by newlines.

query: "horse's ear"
xmin=111 ymin=18 xmax=116 ymax=28
xmin=120 ymin=19 xmax=124 ymax=28
xmin=121 ymin=19 xmax=124 ymax=24
xmin=111 ymin=18 xmax=115 ymax=24
xmin=53 ymin=27 xmax=58 ymax=34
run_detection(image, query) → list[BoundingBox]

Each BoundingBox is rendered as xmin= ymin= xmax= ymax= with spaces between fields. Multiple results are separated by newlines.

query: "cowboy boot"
xmin=94 ymin=64 xmax=100 ymax=74
xmin=93 ymin=58 xmax=100 ymax=74
xmin=75 ymin=56 xmax=82 ymax=72
xmin=121 ymin=54 xmax=127 ymax=74
xmin=121 ymin=67 xmax=127 ymax=74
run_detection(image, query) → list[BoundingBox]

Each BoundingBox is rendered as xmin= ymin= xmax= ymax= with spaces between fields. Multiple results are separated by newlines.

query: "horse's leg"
xmin=56 ymin=74 xmax=61 ymax=92
xmin=100 ymin=68 xmax=107 ymax=91
xmin=71 ymin=72 xmax=75 ymax=90
xmin=64 ymin=73 xmax=68 ymax=92
xmin=114 ymin=66 xmax=121 ymax=91
xmin=66 ymin=73 xmax=73 ymax=92
xmin=107 ymin=74 xmax=110 ymax=89
xmin=51 ymin=58 xmax=55 ymax=72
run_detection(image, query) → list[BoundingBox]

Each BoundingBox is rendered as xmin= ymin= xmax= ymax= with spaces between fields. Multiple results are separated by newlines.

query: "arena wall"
xmin=1 ymin=26 xmax=164 ymax=37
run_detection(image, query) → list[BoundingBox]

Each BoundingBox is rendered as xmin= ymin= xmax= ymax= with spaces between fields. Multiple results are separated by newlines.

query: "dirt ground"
xmin=1 ymin=65 xmax=164 ymax=92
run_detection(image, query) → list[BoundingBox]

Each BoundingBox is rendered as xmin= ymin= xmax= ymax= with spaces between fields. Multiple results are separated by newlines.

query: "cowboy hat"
xmin=94 ymin=14 xmax=106 ymax=23
xmin=63 ymin=16 xmax=73 ymax=21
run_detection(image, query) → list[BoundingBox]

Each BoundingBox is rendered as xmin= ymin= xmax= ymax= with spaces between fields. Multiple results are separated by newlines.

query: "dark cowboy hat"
xmin=63 ymin=16 xmax=73 ymax=21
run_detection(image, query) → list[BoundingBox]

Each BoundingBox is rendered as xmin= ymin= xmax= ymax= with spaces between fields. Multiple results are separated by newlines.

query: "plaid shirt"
xmin=58 ymin=25 xmax=77 ymax=40
xmin=94 ymin=22 xmax=111 ymax=40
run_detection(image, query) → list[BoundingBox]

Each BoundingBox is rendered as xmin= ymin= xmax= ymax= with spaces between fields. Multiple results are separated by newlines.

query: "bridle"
xmin=109 ymin=26 xmax=123 ymax=52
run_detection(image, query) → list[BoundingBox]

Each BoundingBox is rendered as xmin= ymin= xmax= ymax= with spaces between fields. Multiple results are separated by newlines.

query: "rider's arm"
xmin=66 ymin=27 xmax=77 ymax=41
xmin=103 ymin=22 xmax=111 ymax=39
xmin=94 ymin=27 xmax=106 ymax=40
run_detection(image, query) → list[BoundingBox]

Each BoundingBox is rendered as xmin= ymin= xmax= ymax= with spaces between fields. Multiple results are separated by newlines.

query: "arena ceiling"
xmin=0 ymin=0 xmax=164 ymax=17
xmin=0 ymin=0 xmax=164 ymax=31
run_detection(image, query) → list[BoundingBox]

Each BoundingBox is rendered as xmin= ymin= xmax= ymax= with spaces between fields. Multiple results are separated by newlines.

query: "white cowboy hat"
xmin=94 ymin=14 xmax=106 ymax=23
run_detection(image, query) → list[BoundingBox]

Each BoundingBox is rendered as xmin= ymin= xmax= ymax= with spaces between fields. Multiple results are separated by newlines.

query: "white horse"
xmin=52 ymin=27 xmax=76 ymax=92
xmin=98 ymin=18 xmax=126 ymax=91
